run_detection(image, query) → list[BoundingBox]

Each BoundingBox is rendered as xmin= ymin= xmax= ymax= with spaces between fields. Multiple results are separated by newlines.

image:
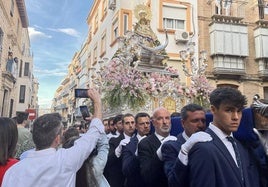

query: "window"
xmin=265 ymin=4 xmax=268 ymax=15
xmin=210 ymin=23 xmax=248 ymax=56
xmin=9 ymin=99 xmax=13 ymax=118
xmin=123 ymin=14 xmax=129 ymax=35
xmin=19 ymin=85 xmax=26 ymax=103
xmin=87 ymin=53 xmax=91 ymax=67
xmin=121 ymin=10 xmax=132 ymax=35
xmin=163 ymin=18 xmax=185 ymax=30
xmin=102 ymin=0 xmax=108 ymax=21
xmin=16 ymin=19 xmax=20 ymax=35
xmin=22 ymin=43 xmax=25 ymax=55
xmin=264 ymin=87 xmax=268 ymax=100
xmin=112 ymin=18 xmax=119 ymax=41
xmin=88 ymin=30 xmax=92 ymax=43
xmin=162 ymin=4 xmax=187 ymax=30
xmin=264 ymin=59 xmax=268 ymax=70
xmin=24 ymin=62 xmax=29 ymax=76
xmin=19 ymin=60 xmax=23 ymax=77
xmin=0 ymin=28 xmax=3 ymax=52
xmin=101 ymin=33 xmax=106 ymax=55
xmin=94 ymin=13 xmax=99 ymax=33
xmin=10 ymin=0 xmax=14 ymax=17
xmin=93 ymin=46 xmax=97 ymax=64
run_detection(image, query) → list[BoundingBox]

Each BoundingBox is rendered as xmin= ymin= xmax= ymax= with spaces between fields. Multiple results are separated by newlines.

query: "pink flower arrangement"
xmin=183 ymin=74 xmax=214 ymax=107
xmin=100 ymin=58 xmax=181 ymax=109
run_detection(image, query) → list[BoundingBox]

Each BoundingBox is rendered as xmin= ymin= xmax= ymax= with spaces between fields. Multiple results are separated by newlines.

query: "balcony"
xmin=254 ymin=21 xmax=268 ymax=60
xmin=61 ymin=90 xmax=69 ymax=97
xmin=54 ymin=104 xmax=68 ymax=110
xmin=209 ymin=21 xmax=248 ymax=57
xmin=258 ymin=59 xmax=268 ymax=80
xmin=69 ymin=81 xmax=76 ymax=89
xmin=209 ymin=15 xmax=248 ymax=80
xmin=2 ymin=71 xmax=16 ymax=84
xmin=212 ymin=55 xmax=246 ymax=79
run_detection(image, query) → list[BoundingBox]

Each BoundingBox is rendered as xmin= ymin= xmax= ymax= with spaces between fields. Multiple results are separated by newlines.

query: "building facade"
xmin=0 ymin=0 xmax=38 ymax=117
xmin=198 ymin=0 xmax=268 ymax=103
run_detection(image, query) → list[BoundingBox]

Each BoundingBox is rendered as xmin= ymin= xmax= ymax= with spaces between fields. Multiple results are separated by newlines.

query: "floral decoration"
xmin=183 ymin=74 xmax=214 ymax=108
xmin=100 ymin=58 xmax=181 ymax=109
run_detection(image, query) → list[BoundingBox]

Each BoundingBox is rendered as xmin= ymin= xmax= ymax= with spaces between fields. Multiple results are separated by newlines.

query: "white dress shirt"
xmin=2 ymin=118 xmax=104 ymax=187
xmin=209 ymin=123 xmax=238 ymax=166
xmin=107 ymin=131 xmax=120 ymax=139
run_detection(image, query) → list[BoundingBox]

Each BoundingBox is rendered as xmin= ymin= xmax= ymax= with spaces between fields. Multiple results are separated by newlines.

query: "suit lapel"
xmin=177 ymin=133 xmax=186 ymax=144
xmin=150 ymin=134 xmax=161 ymax=151
xmin=206 ymin=128 xmax=244 ymax=185
xmin=128 ymin=136 xmax=139 ymax=154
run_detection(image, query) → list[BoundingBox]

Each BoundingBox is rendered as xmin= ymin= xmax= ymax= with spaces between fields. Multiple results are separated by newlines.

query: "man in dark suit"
xmin=121 ymin=112 xmax=151 ymax=187
xmin=104 ymin=113 xmax=135 ymax=187
xmin=138 ymin=107 xmax=175 ymax=187
xmin=187 ymin=87 xmax=262 ymax=187
xmin=161 ymin=104 xmax=211 ymax=187
xmin=107 ymin=115 xmax=122 ymax=139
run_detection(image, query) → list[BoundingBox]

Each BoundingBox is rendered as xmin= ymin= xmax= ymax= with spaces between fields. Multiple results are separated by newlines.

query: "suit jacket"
xmin=188 ymin=128 xmax=261 ymax=187
xmin=104 ymin=133 xmax=125 ymax=187
xmin=162 ymin=133 xmax=188 ymax=187
xmin=138 ymin=133 xmax=168 ymax=187
xmin=122 ymin=135 xmax=145 ymax=187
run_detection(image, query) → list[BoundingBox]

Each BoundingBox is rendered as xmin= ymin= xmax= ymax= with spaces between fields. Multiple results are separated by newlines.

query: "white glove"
xmin=179 ymin=131 xmax=212 ymax=165
xmin=156 ymin=135 xmax=177 ymax=161
xmin=115 ymin=138 xmax=130 ymax=158
xmin=253 ymin=128 xmax=268 ymax=156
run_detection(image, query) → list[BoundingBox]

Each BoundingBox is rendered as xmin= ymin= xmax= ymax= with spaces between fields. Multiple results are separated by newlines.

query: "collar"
xmin=182 ymin=131 xmax=189 ymax=140
xmin=154 ymin=132 xmax=168 ymax=141
xmin=136 ymin=133 xmax=146 ymax=141
xmin=24 ymin=148 xmax=57 ymax=158
xmin=209 ymin=122 xmax=234 ymax=141
xmin=123 ymin=133 xmax=131 ymax=140
xmin=17 ymin=124 xmax=25 ymax=128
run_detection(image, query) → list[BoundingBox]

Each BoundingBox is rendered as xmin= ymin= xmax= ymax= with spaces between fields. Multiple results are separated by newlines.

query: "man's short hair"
xmin=62 ymin=127 xmax=79 ymax=145
xmin=113 ymin=114 xmax=123 ymax=124
xmin=152 ymin=107 xmax=168 ymax=119
xmin=108 ymin=117 xmax=114 ymax=126
xmin=209 ymin=87 xmax=247 ymax=110
xmin=32 ymin=113 xmax=62 ymax=150
xmin=171 ymin=112 xmax=181 ymax=118
xmin=181 ymin=104 xmax=205 ymax=120
xmin=16 ymin=112 xmax=29 ymax=124
xmin=122 ymin=113 xmax=134 ymax=124
xmin=135 ymin=112 xmax=150 ymax=124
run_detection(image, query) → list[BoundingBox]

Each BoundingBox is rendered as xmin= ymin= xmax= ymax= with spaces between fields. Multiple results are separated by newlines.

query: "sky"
xmin=24 ymin=0 xmax=94 ymax=109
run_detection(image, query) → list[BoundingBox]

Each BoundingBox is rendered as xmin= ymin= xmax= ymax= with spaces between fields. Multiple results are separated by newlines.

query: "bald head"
xmin=152 ymin=107 xmax=171 ymax=137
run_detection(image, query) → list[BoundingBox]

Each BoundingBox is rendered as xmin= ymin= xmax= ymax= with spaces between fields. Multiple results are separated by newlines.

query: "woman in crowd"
xmin=0 ymin=117 xmax=18 ymax=185
xmin=63 ymin=127 xmax=110 ymax=187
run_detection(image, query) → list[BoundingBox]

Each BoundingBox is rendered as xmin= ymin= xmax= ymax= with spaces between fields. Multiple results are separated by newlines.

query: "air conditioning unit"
xmin=174 ymin=30 xmax=190 ymax=43
xmin=108 ymin=0 xmax=116 ymax=10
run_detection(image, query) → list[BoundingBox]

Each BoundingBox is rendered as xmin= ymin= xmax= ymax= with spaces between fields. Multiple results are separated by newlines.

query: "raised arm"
xmin=87 ymin=88 xmax=102 ymax=120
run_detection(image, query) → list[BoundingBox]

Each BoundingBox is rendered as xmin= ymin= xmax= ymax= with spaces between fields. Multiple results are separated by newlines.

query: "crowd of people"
xmin=0 ymin=87 xmax=268 ymax=187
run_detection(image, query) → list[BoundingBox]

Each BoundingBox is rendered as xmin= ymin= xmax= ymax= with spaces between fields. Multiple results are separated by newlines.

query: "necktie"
xmin=227 ymin=136 xmax=244 ymax=182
